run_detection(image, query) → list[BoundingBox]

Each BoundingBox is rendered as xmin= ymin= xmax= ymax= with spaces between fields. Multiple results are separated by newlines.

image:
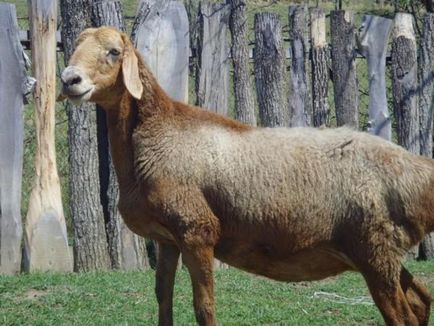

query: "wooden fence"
xmin=1 ymin=0 xmax=434 ymax=274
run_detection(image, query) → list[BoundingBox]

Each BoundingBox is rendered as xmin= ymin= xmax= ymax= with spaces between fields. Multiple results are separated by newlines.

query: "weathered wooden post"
xmin=330 ymin=10 xmax=359 ymax=128
xmin=132 ymin=0 xmax=190 ymax=267
xmin=133 ymin=0 xmax=189 ymax=103
xmin=196 ymin=2 xmax=230 ymax=115
xmin=92 ymin=0 xmax=149 ymax=271
xmin=310 ymin=8 xmax=329 ymax=127
xmin=23 ymin=0 xmax=72 ymax=272
xmin=60 ymin=0 xmax=111 ymax=272
xmin=392 ymin=13 xmax=419 ymax=154
xmin=418 ymin=13 xmax=434 ymax=260
xmin=227 ymin=0 xmax=256 ymax=126
xmin=254 ymin=13 xmax=286 ymax=127
xmin=0 ymin=3 xmax=25 ymax=274
xmin=391 ymin=13 xmax=419 ymax=259
xmin=357 ymin=15 xmax=393 ymax=140
xmin=288 ymin=4 xmax=311 ymax=127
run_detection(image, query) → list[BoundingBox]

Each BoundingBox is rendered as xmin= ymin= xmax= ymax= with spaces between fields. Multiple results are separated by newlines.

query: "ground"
xmin=1 ymin=260 xmax=434 ymax=325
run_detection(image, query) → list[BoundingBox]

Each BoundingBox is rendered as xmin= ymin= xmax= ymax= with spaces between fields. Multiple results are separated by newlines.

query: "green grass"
xmin=2 ymin=261 xmax=434 ymax=325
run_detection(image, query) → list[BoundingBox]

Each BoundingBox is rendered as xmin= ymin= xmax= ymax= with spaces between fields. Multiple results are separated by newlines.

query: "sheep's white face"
xmin=60 ymin=27 xmax=142 ymax=107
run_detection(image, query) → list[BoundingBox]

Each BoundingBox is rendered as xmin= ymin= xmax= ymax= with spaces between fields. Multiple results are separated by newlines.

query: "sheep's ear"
xmin=122 ymin=36 xmax=143 ymax=100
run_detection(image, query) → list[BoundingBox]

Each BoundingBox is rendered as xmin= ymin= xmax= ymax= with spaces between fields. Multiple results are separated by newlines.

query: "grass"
xmin=1 ymin=261 xmax=434 ymax=325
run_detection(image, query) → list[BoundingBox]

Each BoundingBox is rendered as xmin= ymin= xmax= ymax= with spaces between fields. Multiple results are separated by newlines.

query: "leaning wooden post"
xmin=418 ymin=13 xmax=434 ymax=260
xmin=357 ymin=15 xmax=393 ymax=140
xmin=310 ymin=8 xmax=329 ymax=127
xmin=227 ymin=0 xmax=257 ymax=126
xmin=92 ymin=0 xmax=150 ymax=271
xmin=330 ymin=10 xmax=359 ymax=128
xmin=391 ymin=13 xmax=419 ymax=259
xmin=24 ymin=0 xmax=72 ymax=272
xmin=0 ymin=3 xmax=25 ymax=274
xmin=254 ymin=13 xmax=286 ymax=127
xmin=196 ymin=2 xmax=230 ymax=115
xmin=288 ymin=4 xmax=311 ymax=127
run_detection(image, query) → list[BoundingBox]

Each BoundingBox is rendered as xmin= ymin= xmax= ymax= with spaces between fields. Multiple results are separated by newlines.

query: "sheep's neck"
xmin=104 ymin=94 xmax=139 ymax=193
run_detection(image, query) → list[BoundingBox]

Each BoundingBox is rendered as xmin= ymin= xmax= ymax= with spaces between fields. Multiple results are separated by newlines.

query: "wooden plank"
xmin=254 ymin=12 xmax=286 ymax=127
xmin=288 ymin=4 xmax=311 ymax=127
xmin=330 ymin=10 xmax=359 ymax=128
xmin=23 ymin=0 xmax=72 ymax=272
xmin=358 ymin=15 xmax=393 ymax=140
xmin=417 ymin=13 xmax=434 ymax=260
xmin=0 ymin=3 xmax=25 ymax=275
xmin=391 ymin=13 xmax=419 ymax=154
xmin=133 ymin=0 xmax=189 ymax=103
xmin=310 ymin=7 xmax=330 ymax=127
xmin=228 ymin=0 xmax=256 ymax=126
xmin=92 ymin=0 xmax=150 ymax=271
xmin=195 ymin=2 xmax=230 ymax=114
xmin=60 ymin=0 xmax=111 ymax=272
xmin=391 ymin=13 xmax=419 ymax=259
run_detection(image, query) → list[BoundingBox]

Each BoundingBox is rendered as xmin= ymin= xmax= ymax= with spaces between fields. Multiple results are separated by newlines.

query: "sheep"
xmin=59 ymin=27 xmax=434 ymax=326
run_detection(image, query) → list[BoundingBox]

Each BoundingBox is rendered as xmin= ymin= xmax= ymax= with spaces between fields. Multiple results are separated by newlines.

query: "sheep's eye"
xmin=108 ymin=48 xmax=120 ymax=56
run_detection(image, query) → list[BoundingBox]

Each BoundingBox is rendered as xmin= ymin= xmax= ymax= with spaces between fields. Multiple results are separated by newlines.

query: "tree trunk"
xmin=330 ymin=10 xmax=359 ymax=128
xmin=288 ymin=4 xmax=311 ymax=127
xmin=23 ymin=0 xmax=72 ymax=272
xmin=92 ymin=0 xmax=149 ymax=270
xmin=310 ymin=8 xmax=330 ymax=127
xmin=0 ymin=3 xmax=25 ymax=274
xmin=195 ymin=2 xmax=230 ymax=115
xmin=358 ymin=15 xmax=393 ymax=140
xmin=391 ymin=13 xmax=419 ymax=259
xmin=60 ymin=0 xmax=111 ymax=272
xmin=254 ymin=13 xmax=286 ymax=127
xmin=227 ymin=0 xmax=256 ymax=126
xmin=418 ymin=13 xmax=434 ymax=260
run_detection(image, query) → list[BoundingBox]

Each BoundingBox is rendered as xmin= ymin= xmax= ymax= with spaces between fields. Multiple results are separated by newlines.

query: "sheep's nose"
xmin=61 ymin=66 xmax=83 ymax=87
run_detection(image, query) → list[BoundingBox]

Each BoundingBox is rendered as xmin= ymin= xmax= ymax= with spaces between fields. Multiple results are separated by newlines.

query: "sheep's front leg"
xmin=155 ymin=242 xmax=180 ymax=326
xmin=149 ymin=182 xmax=220 ymax=325
xmin=183 ymin=246 xmax=216 ymax=326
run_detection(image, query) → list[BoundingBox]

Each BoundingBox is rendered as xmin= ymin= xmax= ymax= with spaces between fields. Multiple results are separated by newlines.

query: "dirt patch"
xmin=24 ymin=289 xmax=48 ymax=300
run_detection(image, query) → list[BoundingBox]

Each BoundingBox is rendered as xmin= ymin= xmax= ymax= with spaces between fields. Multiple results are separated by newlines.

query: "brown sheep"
xmin=60 ymin=27 xmax=434 ymax=326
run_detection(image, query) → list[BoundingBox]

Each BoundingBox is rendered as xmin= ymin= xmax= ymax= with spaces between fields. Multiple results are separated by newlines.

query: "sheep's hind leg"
xmin=360 ymin=264 xmax=419 ymax=326
xmin=155 ymin=242 xmax=180 ymax=326
xmin=400 ymin=266 xmax=433 ymax=326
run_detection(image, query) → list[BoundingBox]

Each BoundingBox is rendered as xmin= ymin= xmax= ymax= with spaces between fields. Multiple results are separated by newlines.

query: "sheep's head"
xmin=60 ymin=27 xmax=143 ymax=106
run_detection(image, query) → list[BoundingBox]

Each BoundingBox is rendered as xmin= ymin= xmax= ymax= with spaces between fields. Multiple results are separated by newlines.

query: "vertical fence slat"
xmin=228 ymin=0 xmax=257 ymax=126
xmin=330 ymin=10 xmax=359 ymax=128
xmin=392 ymin=13 xmax=419 ymax=154
xmin=60 ymin=0 xmax=111 ymax=272
xmin=0 ymin=3 xmax=24 ymax=274
xmin=92 ymin=0 xmax=149 ymax=271
xmin=288 ymin=4 xmax=311 ymax=127
xmin=196 ymin=2 xmax=230 ymax=115
xmin=254 ymin=12 xmax=286 ymax=127
xmin=418 ymin=13 xmax=434 ymax=260
xmin=133 ymin=0 xmax=190 ymax=103
xmin=23 ymin=0 xmax=72 ymax=272
xmin=391 ymin=13 xmax=419 ymax=259
xmin=358 ymin=15 xmax=393 ymax=140
xmin=310 ymin=8 xmax=329 ymax=127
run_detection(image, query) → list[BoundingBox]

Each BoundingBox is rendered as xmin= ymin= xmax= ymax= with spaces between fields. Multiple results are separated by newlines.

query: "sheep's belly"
xmin=214 ymin=240 xmax=355 ymax=282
